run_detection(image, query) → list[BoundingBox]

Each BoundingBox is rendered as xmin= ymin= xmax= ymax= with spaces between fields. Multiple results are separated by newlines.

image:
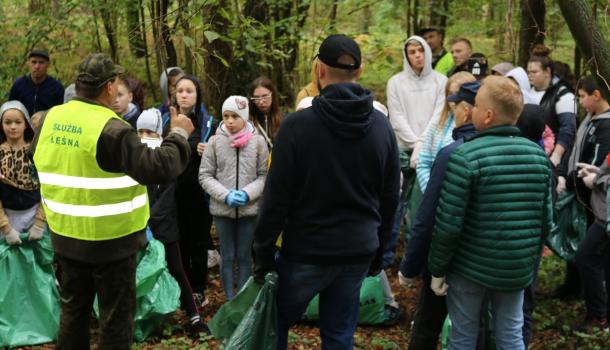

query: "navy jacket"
xmin=9 ymin=75 xmax=64 ymax=115
xmin=400 ymin=123 xmax=477 ymax=278
xmin=253 ymin=83 xmax=400 ymax=269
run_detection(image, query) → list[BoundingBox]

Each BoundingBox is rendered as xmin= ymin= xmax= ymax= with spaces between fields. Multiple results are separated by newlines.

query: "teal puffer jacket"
xmin=428 ymin=126 xmax=553 ymax=291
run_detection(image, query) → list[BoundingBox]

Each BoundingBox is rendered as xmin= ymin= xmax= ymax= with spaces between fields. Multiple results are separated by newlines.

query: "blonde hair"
xmin=438 ymin=72 xmax=476 ymax=129
xmin=481 ymin=75 xmax=524 ymax=122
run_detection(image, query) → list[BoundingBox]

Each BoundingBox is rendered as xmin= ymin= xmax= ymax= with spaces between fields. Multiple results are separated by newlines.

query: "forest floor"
xmin=16 ymin=242 xmax=610 ymax=350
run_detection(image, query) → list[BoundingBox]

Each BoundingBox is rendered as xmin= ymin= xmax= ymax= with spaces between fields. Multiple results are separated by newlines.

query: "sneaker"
xmin=382 ymin=304 xmax=402 ymax=326
xmin=575 ymin=316 xmax=609 ymax=333
xmin=192 ymin=293 xmax=209 ymax=308
xmin=207 ymin=250 xmax=220 ymax=268
xmin=189 ymin=315 xmax=211 ymax=337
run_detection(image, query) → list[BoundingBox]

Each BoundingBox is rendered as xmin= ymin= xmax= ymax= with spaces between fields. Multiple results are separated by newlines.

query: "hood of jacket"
xmin=506 ymin=67 xmax=534 ymax=104
xmin=401 ymin=35 xmax=433 ymax=79
xmin=312 ymin=83 xmax=374 ymax=139
xmin=159 ymin=66 xmax=182 ymax=105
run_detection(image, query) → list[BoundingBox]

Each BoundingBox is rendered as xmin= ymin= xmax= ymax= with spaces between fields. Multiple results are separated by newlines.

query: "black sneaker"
xmin=382 ymin=305 xmax=402 ymax=326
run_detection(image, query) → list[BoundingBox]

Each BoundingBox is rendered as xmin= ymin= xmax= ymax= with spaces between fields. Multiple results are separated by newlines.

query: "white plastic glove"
xmin=28 ymin=224 xmax=45 ymax=241
xmin=398 ymin=271 xmax=416 ymax=288
xmin=410 ymin=142 xmax=422 ymax=169
xmin=556 ymin=176 xmax=567 ymax=194
xmin=3 ymin=228 xmax=22 ymax=245
xmin=431 ymin=276 xmax=448 ymax=296
xmin=549 ymin=152 xmax=562 ymax=167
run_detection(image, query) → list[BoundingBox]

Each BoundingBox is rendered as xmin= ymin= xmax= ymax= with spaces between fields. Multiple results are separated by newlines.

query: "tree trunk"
xmin=178 ymin=0 xmax=193 ymax=74
xmin=362 ymin=4 xmax=371 ymax=34
xmin=127 ymin=0 xmax=146 ymax=58
xmin=329 ymin=1 xmax=338 ymax=32
xmin=558 ymin=0 xmax=610 ymax=100
xmin=100 ymin=1 xmax=119 ymax=63
xmin=428 ymin=0 xmax=443 ymax=27
xmin=140 ymin=3 xmax=157 ymax=102
xmin=201 ymin=2 xmax=234 ymax=115
xmin=413 ymin=0 xmax=420 ymax=35
xmin=160 ymin=0 xmax=178 ymax=68
xmin=28 ymin=0 xmax=44 ymax=14
xmin=406 ymin=0 xmax=412 ymax=37
xmin=517 ymin=0 xmax=545 ymax=67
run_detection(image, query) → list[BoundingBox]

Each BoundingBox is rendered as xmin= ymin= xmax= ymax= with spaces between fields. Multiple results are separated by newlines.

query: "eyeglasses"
xmin=250 ymin=94 xmax=272 ymax=103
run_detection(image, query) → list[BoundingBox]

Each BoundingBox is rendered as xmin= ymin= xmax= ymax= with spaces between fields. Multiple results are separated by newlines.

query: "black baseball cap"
xmin=467 ymin=52 xmax=488 ymax=77
xmin=316 ymin=34 xmax=361 ymax=70
xmin=28 ymin=49 xmax=49 ymax=60
xmin=447 ymin=81 xmax=481 ymax=105
xmin=76 ymin=53 xmax=125 ymax=87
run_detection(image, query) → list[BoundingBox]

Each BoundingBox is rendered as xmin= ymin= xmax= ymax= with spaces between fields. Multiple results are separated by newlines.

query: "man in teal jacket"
xmin=427 ymin=76 xmax=553 ymax=349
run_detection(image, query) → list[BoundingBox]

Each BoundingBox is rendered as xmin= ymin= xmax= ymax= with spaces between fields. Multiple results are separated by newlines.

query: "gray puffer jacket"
xmin=199 ymin=122 xmax=269 ymax=218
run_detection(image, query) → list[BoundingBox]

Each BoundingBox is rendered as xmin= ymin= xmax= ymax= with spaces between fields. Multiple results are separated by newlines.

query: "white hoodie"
xmin=387 ymin=36 xmax=447 ymax=150
xmin=506 ymin=67 xmax=535 ymax=104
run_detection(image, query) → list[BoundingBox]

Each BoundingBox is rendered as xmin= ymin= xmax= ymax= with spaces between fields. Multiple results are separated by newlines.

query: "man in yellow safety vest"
xmin=31 ymin=53 xmax=196 ymax=349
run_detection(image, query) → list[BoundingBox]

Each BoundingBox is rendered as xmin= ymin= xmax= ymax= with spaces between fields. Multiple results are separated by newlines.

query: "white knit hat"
xmin=221 ymin=96 xmax=249 ymax=121
xmin=137 ymin=108 xmax=163 ymax=136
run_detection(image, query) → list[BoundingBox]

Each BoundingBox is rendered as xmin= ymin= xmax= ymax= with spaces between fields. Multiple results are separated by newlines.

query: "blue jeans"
xmin=276 ymin=257 xmax=369 ymax=350
xmin=214 ymin=216 xmax=256 ymax=299
xmin=382 ymin=198 xmax=405 ymax=268
xmin=446 ymin=273 xmax=524 ymax=350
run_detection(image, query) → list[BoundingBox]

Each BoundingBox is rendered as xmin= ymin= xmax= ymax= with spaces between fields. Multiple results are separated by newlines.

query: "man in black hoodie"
xmin=253 ymin=35 xmax=400 ymax=349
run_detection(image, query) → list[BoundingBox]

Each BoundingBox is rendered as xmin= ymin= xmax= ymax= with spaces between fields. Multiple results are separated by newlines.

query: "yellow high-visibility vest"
xmin=33 ymin=100 xmax=149 ymax=241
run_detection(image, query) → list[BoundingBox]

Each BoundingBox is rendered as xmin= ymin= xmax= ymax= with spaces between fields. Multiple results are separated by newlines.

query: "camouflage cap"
xmin=76 ymin=53 xmax=124 ymax=87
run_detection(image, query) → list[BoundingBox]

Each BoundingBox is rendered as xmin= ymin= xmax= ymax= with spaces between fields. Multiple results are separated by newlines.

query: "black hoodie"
xmin=253 ymin=83 xmax=400 ymax=268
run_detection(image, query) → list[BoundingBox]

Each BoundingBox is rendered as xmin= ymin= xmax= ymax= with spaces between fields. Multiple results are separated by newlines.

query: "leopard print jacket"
xmin=0 ymin=143 xmax=39 ymax=190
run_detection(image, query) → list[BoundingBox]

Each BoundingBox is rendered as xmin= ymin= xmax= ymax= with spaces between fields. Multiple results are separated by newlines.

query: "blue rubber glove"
xmin=233 ymin=190 xmax=249 ymax=206
xmin=225 ymin=190 xmax=240 ymax=208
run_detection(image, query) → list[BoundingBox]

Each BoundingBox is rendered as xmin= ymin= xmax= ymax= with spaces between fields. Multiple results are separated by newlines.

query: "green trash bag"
xmin=304 ymin=275 xmax=385 ymax=325
xmin=209 ymin=277 xmax=262 ymax=340
xmin=0 ymin=232 xmax=59 ymax=348
xmin=546 ymin=192 xmax=587 ymax=261
xmin=441 ymin=316 xmax=451 ymax=350
xmin=94 ymin=238 xmax=180 ymax=342
xmin=225 ymin=273 xmax=278 ymax=350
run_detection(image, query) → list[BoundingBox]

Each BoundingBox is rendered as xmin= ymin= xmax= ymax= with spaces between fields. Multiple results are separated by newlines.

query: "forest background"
xmin=0 ymin=0 xmax=605 ymax=115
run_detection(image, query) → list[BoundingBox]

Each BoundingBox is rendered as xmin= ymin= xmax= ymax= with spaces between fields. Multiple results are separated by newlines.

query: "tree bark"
xmin=428 ymin=0 xmax=444 ymax=27
xmin=201 ymin=2 xmax=234 ymax=115
xmin=160 ymin=0 xmax=178 ymax=68
xmin=517 ymin=0 xmax=545 ymax=67
xmin=178 ymin=0 xmax=193 ymax=74
xmin=127 ymin=0 xmax=146 ymax=58
xmin=329 ymin=1 xmax=338 ymax=31
xmin=100 ymin=1 xmax=119 ymax=63
xmin=558 ymin=0 xmax=610 ymax=100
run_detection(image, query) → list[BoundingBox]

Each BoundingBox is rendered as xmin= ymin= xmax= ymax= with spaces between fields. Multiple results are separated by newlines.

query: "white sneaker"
xmin=207 ymin=249 xmax=220 ymax=268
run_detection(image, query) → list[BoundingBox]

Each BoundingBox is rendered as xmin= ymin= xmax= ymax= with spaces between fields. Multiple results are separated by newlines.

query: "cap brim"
xmin=446 ymin=94 xmax=462 ymax=103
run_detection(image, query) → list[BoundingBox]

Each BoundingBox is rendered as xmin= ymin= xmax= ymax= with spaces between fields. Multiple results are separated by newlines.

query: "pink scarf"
xmin=229 ymin=128 xmax=253 ymax=148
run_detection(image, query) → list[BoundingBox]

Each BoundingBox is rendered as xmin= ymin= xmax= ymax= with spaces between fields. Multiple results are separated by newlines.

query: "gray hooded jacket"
xmin=199 ymin=122 xmax=269 ymax=218
xmin=386 ymin=35 xmax=447 ymax=150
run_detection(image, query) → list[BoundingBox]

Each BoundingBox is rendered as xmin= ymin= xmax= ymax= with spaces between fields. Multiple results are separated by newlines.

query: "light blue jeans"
xmin=214 ymin=216 xmax=256 ymax=299
xmin=446 ymin=273 xmax=524 ymax=350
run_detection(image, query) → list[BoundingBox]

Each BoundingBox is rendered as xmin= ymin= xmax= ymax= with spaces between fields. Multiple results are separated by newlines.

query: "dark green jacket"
xmin=428 ymin=125 xmax=553 ymax=291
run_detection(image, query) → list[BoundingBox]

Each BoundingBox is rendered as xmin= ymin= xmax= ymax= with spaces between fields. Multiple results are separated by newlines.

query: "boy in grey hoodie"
xmin=570 ymin=76 xmax=610 ymax=332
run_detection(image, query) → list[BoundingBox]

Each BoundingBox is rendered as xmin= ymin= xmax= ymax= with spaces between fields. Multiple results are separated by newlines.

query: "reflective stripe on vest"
xmin=33 ymin=100 xmax=149 ymax=241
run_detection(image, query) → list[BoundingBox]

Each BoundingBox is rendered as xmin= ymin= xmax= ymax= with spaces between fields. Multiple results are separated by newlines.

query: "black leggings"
xmin=164 ymin=241 xmax=199 ymax=317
